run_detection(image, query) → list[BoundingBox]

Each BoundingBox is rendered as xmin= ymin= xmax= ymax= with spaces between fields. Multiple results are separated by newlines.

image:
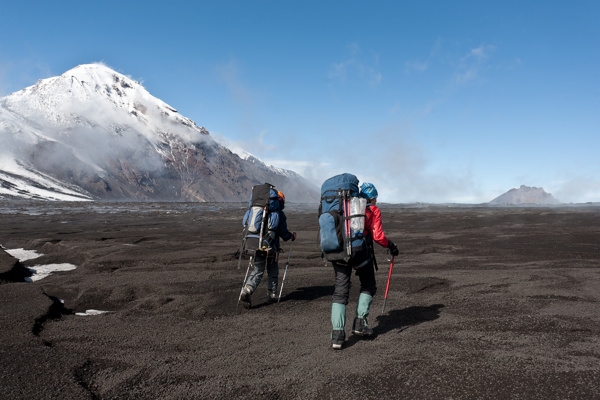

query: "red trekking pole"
xmin=381 ymin=255 xmax=395 ymax=314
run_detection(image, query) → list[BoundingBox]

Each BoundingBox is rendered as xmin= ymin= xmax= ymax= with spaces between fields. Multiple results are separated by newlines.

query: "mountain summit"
xmin=0 ymin=63 xmax=318 ymax=202
xmin=489 ymin=185 xmax=560 ymax=205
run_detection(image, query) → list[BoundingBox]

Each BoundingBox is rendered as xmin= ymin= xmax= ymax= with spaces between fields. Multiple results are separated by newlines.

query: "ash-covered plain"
xmin=1 ymin=201 xmax=599 ymax=399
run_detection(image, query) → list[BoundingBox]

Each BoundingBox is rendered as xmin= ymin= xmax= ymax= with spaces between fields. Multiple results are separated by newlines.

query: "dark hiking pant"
xmin=332 ymin=261 xmax=377 ymax=305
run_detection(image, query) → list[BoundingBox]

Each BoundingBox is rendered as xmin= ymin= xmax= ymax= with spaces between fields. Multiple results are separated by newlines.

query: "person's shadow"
xmin=250 ymin=285 xmax=334 ymax=309
xmin=375 ymin=303 xmax=444 ymax=334
xmin=344 ymin=304 xmax=444 ymax=348
xmin=280 ymin=285 xmax=334 ymax=302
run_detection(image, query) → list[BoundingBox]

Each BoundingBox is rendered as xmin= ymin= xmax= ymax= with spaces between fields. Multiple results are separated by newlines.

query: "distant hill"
xmin=489 ymin=185 xmax=560 ymax=205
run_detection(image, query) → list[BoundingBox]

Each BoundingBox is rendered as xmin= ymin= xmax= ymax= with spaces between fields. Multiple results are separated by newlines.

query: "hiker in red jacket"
xmin=331 ymin=182 xmax=399 ymax=349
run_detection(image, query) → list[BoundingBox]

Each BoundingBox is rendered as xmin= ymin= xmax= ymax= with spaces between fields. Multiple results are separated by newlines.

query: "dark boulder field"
xmin=1 ymin=202 xmax=599 ymax=399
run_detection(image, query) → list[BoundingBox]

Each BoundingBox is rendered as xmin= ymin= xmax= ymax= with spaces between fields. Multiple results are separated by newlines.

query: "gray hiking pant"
xmin=246 ymin=253 xmax=279 ymax=294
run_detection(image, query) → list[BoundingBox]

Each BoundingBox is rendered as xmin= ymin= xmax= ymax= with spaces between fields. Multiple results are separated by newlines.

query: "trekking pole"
xmin=342 ymin=193 xmax=351 ymax=256
xmin=277 ymin=242 xmax=294 ymax=302
xmin=258 ymin=206 xmax=267 ymax=249
xmin=347 ymin=197 xmax=352 ymax=255
xmin=381 ymin=255 xmax=395 ymax=314
xmin=237 ymin=255 xmax=254 ymax=305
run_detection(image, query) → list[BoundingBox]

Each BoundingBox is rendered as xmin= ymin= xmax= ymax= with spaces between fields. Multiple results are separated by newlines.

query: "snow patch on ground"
xmin=24 ymin=263 xmax=77 ymax=282
xmin=3 ymin=247 xmax=42 ymax=261
xmin=75 ymin=309 xmax=110 ymax=316
xmin=2 ymin=246 xmax=77 ymax=281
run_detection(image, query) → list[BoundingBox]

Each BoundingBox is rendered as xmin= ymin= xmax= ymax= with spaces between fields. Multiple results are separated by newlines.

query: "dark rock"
xmin=0 ymin=248 xmax=31 ymax=284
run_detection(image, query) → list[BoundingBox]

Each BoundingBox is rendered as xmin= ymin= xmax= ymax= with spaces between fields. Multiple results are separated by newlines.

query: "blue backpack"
xmin=242 ymin=183 xmax=282 ymax=254
xmin=318 ymin=173 xmax=369 ymax=266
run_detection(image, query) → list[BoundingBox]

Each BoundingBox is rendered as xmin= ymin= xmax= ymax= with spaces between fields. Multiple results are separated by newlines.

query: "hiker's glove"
xmin=291 ymin=232 xmax=297 ymax=241
xmin=387 ymin=240 xmax=399 ymax=256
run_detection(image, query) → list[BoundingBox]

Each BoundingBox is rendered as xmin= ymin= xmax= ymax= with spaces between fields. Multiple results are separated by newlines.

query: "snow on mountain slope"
xmin=1 ymin=63 xmax=206 ymax=170
xmin=0 ymin=157 xmax=92 ymax=201
xmin=213 ymin=137 xmax=296 ymax=179
xmin=0 ymin=63 xmax=318 ymax=202
xmin=3 ymin=64 xmax=203 ymax=139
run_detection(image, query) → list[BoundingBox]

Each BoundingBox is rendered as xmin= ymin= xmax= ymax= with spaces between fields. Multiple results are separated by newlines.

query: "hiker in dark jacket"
xmin=240 ymin=191 xmax=296 ymax=308
xmin=331 ymin=182 xmax=399 ymax=349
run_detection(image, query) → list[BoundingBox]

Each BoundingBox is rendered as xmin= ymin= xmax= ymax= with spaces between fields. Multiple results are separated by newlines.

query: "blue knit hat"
xmin=360 ymin=182 xmax=378 ymax=199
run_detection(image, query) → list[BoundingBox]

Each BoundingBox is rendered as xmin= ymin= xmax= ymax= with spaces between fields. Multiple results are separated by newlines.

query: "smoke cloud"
xmin=256 ymin=123 xmax=481 ymax=204
xmin=551 ymin=174 xmax=600 ymax=204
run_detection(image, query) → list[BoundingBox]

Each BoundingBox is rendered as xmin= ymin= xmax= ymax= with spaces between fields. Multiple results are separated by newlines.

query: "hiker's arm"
xmin=278 ymin=212 xmax=295 ymax=241
xmin=368 ymin=206 xmax=389 ymax=248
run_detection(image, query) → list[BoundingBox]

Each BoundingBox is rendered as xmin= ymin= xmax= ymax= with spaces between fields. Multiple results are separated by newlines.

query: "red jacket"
xmin=365 ymin=204 xmax=388 ymax=248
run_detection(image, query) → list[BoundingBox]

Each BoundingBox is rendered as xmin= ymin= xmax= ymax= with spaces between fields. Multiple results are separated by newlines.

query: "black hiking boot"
xmin=352 ymin=317 xmax=374 ymax=337
xmin=240 ymin=286 xmax=252 ymax=309
xmin=267 ymin=290 xmax=278 ymax=304
xmin=331 ymin=330 xmax=345 ymax=350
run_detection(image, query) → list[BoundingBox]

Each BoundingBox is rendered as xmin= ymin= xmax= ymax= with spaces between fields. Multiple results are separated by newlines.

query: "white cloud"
xmin=453 ymin=44 xmax=496 ymax=87
xmin=401 ymin=42 xmax=498 ymax=120
xmin=213 ymin=130 xmax=276 ymax=159
xmin=329 ymin=61 xmax=348 ymax=82
xmin=468 ymin=46 xmax=491 ymax=60
xmin=263 ymin=159 xmax=329 ymax=170
xmin=405 ymin=60 xmax=428 ymax=73
xmin=404 ymin=39 xmax=442 ymax=74
xmin=328 ymin=43 xmax=382 ymax=86
xmin=216 ymin=58 xmax=255 ymax=107
xmin=214 ymin=57 xmax=272 ymax=148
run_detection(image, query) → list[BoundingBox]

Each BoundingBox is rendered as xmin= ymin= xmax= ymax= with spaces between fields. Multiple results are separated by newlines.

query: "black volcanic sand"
xmin=1 ymin=202 xmax=599 ymax=399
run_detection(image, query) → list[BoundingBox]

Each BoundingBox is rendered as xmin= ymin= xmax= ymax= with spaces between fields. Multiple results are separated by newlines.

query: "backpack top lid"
xmin=249 ymin=183 xmax=281 ymax=211
xmin=320 ymin=173 xmax=359 ymax=214
xmin=321 ymin=173 xmax=359 ymax=197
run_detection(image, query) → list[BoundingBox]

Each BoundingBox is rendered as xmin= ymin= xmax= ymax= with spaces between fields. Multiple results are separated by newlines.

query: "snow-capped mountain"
xmin=489 ymin=185 xmax=560 ymax=205
xmin=0 ymin=63 xmax=318 ymax=202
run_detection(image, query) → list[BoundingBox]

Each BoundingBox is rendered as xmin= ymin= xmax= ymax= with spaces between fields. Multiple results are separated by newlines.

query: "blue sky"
xmin=1 ymin=1 xmax=599 ymax=203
